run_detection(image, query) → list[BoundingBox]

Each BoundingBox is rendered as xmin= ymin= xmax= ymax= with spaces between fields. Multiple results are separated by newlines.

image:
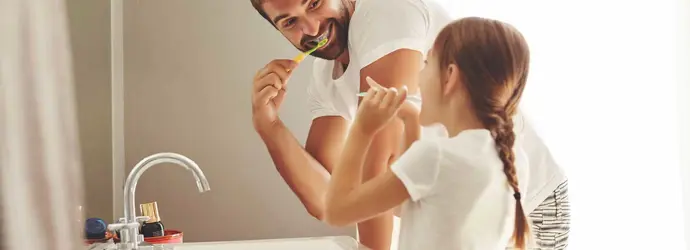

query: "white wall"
xmin=440 ymin=0 xmax=688 ymax=249
xmin=677 ymin=0 xmax=690 ymax=248
xmin=117 ymin=0 xmax=354 ymax=242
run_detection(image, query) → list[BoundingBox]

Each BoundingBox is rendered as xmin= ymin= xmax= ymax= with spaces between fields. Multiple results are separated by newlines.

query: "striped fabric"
xmin=1 ymin=198 xmax=3 ymax=250
xmin=527 ymin=180 xmax=570 ymax=250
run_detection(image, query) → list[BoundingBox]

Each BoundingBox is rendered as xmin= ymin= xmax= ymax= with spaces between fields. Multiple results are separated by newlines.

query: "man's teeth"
xmin=316 ymin=31 xmax=329 ymax=42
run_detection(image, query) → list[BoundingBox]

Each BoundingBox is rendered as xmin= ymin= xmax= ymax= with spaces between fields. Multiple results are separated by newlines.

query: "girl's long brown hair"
xmin=434 ymin=17 xmax=531 ymax=249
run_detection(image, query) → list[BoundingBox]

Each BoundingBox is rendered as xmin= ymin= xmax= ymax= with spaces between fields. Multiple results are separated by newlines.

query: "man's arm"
xmin=353 ymin=49 xmax=423 ymax=249
xmin=257 ymin=116 xmax=348 ymax=220
xmin=359 ymin=49 xmax=423 ymax=162
xmin=258 ymin=50 xmax=421 ymax=250
xmin=304 ymin=116 xmax=349 ymax=174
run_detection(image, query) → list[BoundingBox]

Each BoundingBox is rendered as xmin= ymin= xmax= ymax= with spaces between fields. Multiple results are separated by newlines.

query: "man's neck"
xmin=335 ymin=49 xmax=350 ymax=66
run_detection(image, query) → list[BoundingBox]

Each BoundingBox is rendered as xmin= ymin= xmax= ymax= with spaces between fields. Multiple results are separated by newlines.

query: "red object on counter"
xmin=142 ymin=229 xmax=183 ymax=244
xmin=84 ymin=231 xmax=115 ymax=245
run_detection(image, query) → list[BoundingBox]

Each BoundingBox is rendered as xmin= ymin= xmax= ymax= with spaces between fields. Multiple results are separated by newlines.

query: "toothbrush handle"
xmin=293 ymin=54 xmax=306 ymax=63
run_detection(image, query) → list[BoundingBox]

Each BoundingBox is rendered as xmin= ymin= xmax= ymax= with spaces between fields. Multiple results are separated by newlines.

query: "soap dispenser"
xmin=139 ymin=201 xmax=165 ymax=237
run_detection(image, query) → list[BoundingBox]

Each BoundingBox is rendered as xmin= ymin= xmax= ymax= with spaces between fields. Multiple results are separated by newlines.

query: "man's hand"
xmin=251 ymin=59 xmax=298 ymax=132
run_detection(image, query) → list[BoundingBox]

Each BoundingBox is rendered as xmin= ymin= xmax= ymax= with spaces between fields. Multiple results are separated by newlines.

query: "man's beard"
xmin=295 ymin=5 xmax=351 ymax=60
xmin=308 ymin=19 xmax=348 ymax=60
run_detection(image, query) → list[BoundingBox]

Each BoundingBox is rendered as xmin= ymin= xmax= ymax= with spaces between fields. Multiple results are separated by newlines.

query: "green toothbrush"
xmin=293 ymin=38 xmax=329 ymax=63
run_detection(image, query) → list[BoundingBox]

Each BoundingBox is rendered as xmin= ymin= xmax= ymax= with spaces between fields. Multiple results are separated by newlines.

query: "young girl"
xmin=323 ymin=17 xmax=533 ymax=249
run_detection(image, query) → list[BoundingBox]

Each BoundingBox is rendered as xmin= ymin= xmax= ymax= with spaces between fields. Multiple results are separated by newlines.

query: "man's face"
xmin=262 ymin=0 xmax=350 ymax=60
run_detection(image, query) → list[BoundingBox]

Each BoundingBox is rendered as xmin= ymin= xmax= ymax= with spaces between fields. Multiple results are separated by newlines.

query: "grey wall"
xmin=66 ymin=0 xmax=113 ymax=221
xmin=122 ymin=0 xmax=354 ymax=242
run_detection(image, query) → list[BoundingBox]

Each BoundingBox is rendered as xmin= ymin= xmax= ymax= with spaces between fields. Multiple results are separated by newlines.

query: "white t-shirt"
xmin=306 ymin=0 xmax=450 ymax=120
xmin=391 ymin=129 xmax=530 ymax=250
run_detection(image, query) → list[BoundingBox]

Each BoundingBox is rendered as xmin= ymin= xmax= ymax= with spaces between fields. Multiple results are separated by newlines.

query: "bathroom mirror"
xmin=68 ymin=0 xmax=353 ymax=244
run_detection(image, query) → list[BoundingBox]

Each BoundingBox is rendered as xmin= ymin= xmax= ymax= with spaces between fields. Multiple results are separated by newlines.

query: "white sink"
xmin=144 ymin=236 xmax=369 ymax=250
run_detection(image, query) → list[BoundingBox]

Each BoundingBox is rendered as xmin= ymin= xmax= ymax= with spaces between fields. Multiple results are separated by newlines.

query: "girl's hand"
xmin=354 ymin=76 xmax=408 ymax=136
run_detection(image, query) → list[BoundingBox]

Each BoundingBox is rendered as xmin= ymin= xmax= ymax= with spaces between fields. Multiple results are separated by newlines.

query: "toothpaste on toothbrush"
xmin=292 ymin=33 xmax=329 ymax=63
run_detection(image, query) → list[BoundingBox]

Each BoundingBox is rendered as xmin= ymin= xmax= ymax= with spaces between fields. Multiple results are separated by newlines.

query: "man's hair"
xmin=250 ymin=0 xmax=272 ymax=23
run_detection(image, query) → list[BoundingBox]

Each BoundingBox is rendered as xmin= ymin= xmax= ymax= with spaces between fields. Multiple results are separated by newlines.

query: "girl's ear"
xmin=443 ymin=63 xmax=461 ymax=96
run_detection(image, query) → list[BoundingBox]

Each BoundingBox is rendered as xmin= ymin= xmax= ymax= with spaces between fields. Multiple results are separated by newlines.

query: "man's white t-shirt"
xmin=391 ymin=129 xmax=530 ymax=250
xmin=306 ymin=0 xmax=447 ymax=121
xmin=305 ymin=0 xmax=567 ymax=247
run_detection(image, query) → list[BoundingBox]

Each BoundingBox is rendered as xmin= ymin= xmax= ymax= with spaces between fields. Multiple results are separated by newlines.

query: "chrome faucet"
xmin=108 ymin=152 xmax=211 ymax=250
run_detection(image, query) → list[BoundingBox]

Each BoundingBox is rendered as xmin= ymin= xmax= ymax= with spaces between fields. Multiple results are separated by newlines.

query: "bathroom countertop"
xmin=87 ymin=236 xmax=370 ymax=250
xmin=159 ymin=236 xmax=370 ymax=250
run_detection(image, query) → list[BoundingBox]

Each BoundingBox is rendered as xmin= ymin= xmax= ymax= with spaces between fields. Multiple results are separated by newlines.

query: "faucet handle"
xmin=107 ymin=222 xmax=140 ymax=232
xmin=135 ymin=216 xmax=150 ymax=223
xmin=112 ymin=216 xmax=148 ymax=224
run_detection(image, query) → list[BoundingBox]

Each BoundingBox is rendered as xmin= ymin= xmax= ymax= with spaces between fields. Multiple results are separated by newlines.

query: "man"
xmin=250 ymin=0 xmax=450 ymax=249
xmin=249 ymin=0 xmax=569 ymax=249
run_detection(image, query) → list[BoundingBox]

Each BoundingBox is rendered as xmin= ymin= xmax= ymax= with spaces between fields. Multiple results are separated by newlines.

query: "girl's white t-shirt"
xmin=390 ymin=129 xmax=530 ymax=250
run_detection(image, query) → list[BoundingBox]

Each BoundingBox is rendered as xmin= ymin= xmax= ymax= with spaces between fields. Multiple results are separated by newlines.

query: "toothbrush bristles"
xmin=316 ymin=38 xmax=328 ymax=48
xmin=294 ymin=38 xmax=329 ymax=63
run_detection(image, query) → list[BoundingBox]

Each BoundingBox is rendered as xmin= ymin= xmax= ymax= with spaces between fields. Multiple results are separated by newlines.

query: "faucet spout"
xmin=120 ymin=152 xmax=210 ymax=249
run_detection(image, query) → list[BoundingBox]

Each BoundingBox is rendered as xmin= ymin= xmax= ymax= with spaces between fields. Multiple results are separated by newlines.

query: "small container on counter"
xmin=84 ymin=218 xmax=108 ymax=240
xmin=139 ymin=201 xmax=165 ymax=238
